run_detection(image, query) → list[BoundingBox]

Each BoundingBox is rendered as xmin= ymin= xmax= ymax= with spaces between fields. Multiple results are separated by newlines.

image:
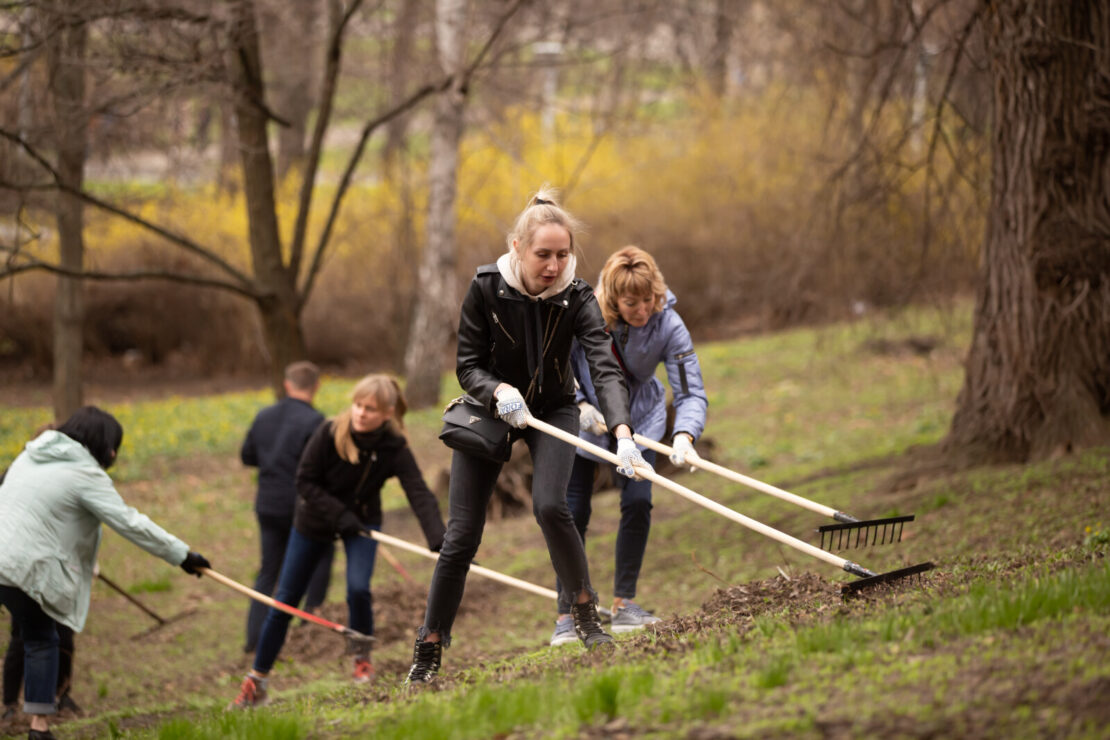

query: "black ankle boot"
xmin=571 ymin=601 xmax=615 ymax=650
xmin=28 ymin=728 xmax=57 ymax=740
xmin=405 ymin=639 xmax=442 ymax=685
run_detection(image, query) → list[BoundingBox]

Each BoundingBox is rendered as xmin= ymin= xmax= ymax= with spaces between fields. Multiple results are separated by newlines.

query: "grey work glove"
xmin=669 ymin=433 xmax=699 ymax=471
xmin=577 ymin=402 xmax=606 ymax=435
xmin=495 ymin=386 xmax=530 ymax=429
xmin=615 ymin=437 xmax=652 ymax=480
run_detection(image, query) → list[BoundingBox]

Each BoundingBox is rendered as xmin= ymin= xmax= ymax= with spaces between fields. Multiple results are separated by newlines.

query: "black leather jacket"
xmin=456 ymin=263 xmax=632 ymax=431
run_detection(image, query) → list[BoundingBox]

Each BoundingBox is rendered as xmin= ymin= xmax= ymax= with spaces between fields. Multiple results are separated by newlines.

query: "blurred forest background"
xmin=2 ymin=1 xmax=1106 ymax=464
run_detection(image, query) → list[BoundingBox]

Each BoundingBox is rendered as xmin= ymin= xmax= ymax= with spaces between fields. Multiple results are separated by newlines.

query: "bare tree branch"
xmin=0 ymin=127 xmax=256 ymax=291
xmin=298 ymin=0 xmax=531 ymax=306
xmin=288 ymin=0 xmax=364 ymax=280
xmin=0 ymin=245 xmax=258 ymax=297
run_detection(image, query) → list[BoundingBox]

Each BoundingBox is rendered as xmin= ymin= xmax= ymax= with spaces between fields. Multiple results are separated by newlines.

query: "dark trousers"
xmin=0 ymin=587 xmax=58 ymax=715
xmin=421 ymin=404 xmax=595 ymax=646
xmin=557 ymin=449 xmax=657 ymax=613
xmin=253 ymin=525 xmax=379 ymax=674
xmin=3 ymin=619 xmax=74 ymax=707
xmin=244 ymin=513 xmax=334 ymax=653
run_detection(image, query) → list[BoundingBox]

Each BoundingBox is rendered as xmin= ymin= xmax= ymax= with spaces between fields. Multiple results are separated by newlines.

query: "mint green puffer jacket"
xmin=0 ymin=430 xmax=189 ymax=631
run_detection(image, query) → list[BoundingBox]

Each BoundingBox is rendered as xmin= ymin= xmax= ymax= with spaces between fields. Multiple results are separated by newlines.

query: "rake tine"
xmin=841 ymin=562 xmax=936 ymax=595
xmin=817 ymin=515 xmax=916 ymax=552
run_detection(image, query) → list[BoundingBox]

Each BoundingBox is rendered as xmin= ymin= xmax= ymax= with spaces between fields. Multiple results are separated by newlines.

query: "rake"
xmin=360 ymin=530 xmax=613 ymax=618
xmin=532 ymin=417 xmax=933 ymax=594
xmin=609 ymin=428 xmax=915 ymax=552
xmin=96 ymin=572 xmax=197 ymax=639
xmin=198 ymin=567 xmax=375 ymax=654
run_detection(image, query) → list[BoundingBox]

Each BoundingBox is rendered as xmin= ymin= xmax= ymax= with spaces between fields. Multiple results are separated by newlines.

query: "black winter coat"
xmin=241 ymin=397 xmax=325 ymax=517
xmin=294 ymin=421 xmax=446 ymax=549
xmin=456 ymin=263 xmax=633 ymax=430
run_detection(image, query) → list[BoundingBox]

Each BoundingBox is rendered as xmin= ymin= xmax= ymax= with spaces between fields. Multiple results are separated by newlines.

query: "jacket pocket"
xmin=491 ymin=310 xmax=517 ymax=345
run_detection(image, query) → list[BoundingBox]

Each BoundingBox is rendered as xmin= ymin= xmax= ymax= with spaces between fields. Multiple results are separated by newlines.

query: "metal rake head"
xmin=841 ymin=561 xmax=935 ymax=595
xmin=818 ymin=514 xmax=915 ymax=551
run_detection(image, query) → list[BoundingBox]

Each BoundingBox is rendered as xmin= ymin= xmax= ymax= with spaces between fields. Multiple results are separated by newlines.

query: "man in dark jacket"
xmin=241 ymin=361 xmax=332 ymax=654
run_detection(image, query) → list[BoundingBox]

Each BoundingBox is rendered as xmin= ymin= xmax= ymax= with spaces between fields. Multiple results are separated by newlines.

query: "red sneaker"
xmin=227 ymin=674 xmax=269 ymax=710
xmin=352 ymin=657 xmax=374 ymax=684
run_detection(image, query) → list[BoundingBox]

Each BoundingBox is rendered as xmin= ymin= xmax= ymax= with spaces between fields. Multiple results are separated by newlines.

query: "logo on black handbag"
xmin=468 ymin=415 xmax=481 ymax=424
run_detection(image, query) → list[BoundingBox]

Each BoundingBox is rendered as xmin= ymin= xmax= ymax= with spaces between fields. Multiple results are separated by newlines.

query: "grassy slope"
xmin=2 ymin=301 xmax=1108 ymax=739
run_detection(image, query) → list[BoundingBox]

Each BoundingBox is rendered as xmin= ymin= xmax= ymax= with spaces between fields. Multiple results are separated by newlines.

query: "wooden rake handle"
xmin=528 ymin=416 xmax=860 ymax=574
xmin=198 ymin=567 xmax=373 ymax=643
xmin=603 ymin=425 xmax=842 ymax=520
xmin=362 ymin=530 xmax=613 ymax=618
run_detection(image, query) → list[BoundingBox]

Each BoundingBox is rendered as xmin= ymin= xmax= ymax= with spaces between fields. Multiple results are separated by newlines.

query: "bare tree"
xmin=45 ymin=5 xmax=89 ymax=420
xmin=403 ymin=0 xmax=468 ymax=407
xmin=2 ymin=0 xmax=526 ymax=396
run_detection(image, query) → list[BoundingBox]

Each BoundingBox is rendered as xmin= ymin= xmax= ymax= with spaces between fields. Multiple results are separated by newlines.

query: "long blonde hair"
xmin=596 ymin=246 xmax=668 ymax=327
xmin=506 ymin=186 xmax=585 ymax=254
xmin=333 ymin=374 xmax=407 ymax=464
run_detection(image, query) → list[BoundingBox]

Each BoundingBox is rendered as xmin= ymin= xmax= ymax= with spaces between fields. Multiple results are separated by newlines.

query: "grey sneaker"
xmin=549 ymin=616 xmax=577 ymax=646
xmin=610 ymin=602 xmax=661 ymax=633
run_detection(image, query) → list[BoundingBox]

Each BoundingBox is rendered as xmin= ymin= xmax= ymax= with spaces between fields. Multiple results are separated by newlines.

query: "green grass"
xmin=5 ymin=300 xmax=1110 ymax=738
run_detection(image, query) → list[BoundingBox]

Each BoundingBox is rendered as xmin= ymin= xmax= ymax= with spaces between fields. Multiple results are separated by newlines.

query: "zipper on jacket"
xmin=491 ymin=310 xmax=517 ymax=345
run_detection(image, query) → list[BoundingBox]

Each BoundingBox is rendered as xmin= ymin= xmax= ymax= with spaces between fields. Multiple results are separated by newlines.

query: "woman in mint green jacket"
xmin=0 ymin=407 xmax=210 ymax=740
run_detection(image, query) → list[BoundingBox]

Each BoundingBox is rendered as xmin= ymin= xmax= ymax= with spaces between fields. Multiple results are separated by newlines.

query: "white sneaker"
xmin=610 ymin=602 xmax=661 ymax=633
xmin=549 ymin=615 xmax=577 ymax=646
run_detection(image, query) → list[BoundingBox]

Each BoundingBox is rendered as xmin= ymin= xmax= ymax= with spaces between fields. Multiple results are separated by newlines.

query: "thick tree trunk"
xmin=48 ymin=18 xmax=88 ymax=422
xmin=232 ymin=0 xmax=307 ymax=395
xmin=403 ymin=0 xmax=466 ymax=408
xmin=945 ymin=1 xmax=1110 ymax=463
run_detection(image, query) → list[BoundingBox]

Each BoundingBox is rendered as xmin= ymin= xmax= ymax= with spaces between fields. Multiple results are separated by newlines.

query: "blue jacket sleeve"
xmin=661 ymin=312 xmax=707 ymax=441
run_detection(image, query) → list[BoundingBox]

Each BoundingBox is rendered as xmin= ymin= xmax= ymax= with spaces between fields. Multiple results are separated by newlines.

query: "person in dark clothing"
xmin=404 ymin=187 xmax=652 ymax=687
xmin=3 ymin=622 xmax=79 ymax=721
xmin=240 ymin=361 xmax=333 ymax=654
xmin=229 ymin=374 xmax=446 ymax=708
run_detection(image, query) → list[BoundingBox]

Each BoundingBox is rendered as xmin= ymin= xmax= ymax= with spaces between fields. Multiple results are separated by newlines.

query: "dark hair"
xmin=55 ymin=406 xmax=124 ymax=469
xmin=284 ymin=360 xmax=320 ymax=391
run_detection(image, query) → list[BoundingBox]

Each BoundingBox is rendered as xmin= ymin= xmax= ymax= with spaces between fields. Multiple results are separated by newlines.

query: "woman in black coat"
xmin=230 ymin=374 xmax=445 ymax=708
xmin=405 ymin=188 xmax=651 ymax=685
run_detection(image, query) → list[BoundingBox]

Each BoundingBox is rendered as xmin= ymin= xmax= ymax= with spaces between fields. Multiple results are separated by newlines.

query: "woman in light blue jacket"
xmin=0 ymin=407 xmax=210 ymax=740
xmin=551 ymin=246 xmax=708 ymax=645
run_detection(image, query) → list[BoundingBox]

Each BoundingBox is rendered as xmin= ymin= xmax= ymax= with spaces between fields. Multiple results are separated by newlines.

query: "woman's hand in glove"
xmin=669 ymin=433 xmax=699 ymax=471
xmin=495 ymin=386 xmax=530 ymax=429
xmin=180 ymin=551 xmax=211 ymax=577
xmin=577 ymin=402 xmax=606 ymax=435
xmin=615 ymin=437 xmax=652 ymax=480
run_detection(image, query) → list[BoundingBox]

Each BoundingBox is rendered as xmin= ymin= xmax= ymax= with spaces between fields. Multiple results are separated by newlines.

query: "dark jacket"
xmin=293 ymin=421 xmax=446 ymax=550
xmin=241 ymin=397 xmax=325 ymax=517
xmin=456 ymin=263 xmax=632 ymax=429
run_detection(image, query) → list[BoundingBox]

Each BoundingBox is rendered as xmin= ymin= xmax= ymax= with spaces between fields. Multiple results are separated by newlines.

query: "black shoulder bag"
xmin=438 ymin=394 xmax=513 ymax=463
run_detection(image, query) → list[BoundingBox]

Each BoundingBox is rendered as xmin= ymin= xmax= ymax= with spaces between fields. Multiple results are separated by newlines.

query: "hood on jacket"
xmin=25 ymin=430 xmax=94 ymax=466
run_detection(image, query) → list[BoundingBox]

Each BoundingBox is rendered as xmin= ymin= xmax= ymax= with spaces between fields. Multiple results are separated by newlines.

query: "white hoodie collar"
xmin=496 ymin=250 xmax=577 ymax=301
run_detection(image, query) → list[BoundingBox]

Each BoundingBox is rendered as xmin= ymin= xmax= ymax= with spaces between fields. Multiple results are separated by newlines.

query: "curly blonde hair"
xmin=596 ymin=246 xmax=668 ymax=327
xmin=506 ymin=186 xmax=585 ymax=254
xmin=332 ymin=374 xmax=407 ymax=464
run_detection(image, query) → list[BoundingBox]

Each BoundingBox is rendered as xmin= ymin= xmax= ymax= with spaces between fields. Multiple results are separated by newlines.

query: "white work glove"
xmin=669 ymin=433 xmax=699 ymax=471
xmin=577 ymin=402 xmax=606 ymax=435
xmin=495 ymin=386 xmax=530 ymax=429
xmin=615 ymin=437 xmax=652 ymax=480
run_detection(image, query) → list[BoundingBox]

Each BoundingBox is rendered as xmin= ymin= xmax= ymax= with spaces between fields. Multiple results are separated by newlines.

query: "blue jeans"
xmin=252 ymin=525 xmax=379 ymax=674
xmin=421 ymin=404 xmax=596 ymax=646
xmin=557 ymin=449 xmax=657 ymax=614
xmin=244 ymin=513 xmax=333 ymax=653
xmin=0 ymin=586 xmax=58 ymax=715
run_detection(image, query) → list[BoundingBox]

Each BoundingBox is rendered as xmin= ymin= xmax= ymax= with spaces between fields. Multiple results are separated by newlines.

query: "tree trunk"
xmin=945 ymin=1 xmax=1110 ymax=463
xmin=48 ymin=17 xmax=88 ymax=422
xmin=403 ymin=0 xmax=466 ymax=408
xmin=232 ymin=0 xmax=307 ymax=395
